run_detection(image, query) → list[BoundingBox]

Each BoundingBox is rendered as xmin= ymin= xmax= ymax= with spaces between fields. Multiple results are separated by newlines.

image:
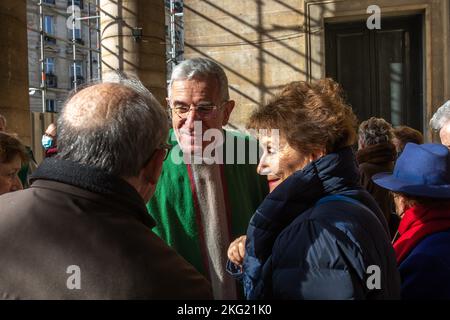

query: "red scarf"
xmin=394 ymin=204 xmax=450 ymax=264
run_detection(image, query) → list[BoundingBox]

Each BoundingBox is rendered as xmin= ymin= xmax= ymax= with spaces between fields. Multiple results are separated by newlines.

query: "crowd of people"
xmin=0 ymin=57 xmax=449 ymax=300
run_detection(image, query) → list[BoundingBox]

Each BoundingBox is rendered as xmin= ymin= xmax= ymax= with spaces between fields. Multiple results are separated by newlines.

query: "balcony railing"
xmin=44 ymin=35 xmax=56 ymax=45
xmin=46 ymin=73 xmax=58 ymax=88
xmin=70 ymin=75 xmax=85 ymax=89
xmin=75 ymin=38 xmax=85 ymax=46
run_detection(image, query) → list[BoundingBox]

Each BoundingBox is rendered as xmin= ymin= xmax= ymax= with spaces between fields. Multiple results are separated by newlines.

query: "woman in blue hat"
xmin=373 ymin=143 xmax=450 ymax=299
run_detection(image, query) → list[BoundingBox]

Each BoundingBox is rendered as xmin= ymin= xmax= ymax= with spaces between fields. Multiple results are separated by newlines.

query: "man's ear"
xmin=221 ymin=100 xmax=235 ymax=126
xmin=136 ymin=149 xmax=165 ymax=203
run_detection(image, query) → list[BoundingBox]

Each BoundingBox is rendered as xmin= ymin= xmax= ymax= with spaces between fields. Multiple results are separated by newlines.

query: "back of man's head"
xmin=57 ymin=78 xmax=169 ymax=178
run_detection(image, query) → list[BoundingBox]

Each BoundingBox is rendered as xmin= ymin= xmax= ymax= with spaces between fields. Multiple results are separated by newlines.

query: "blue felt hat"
xmin=373 ymin=143 xmax=450 ymax=198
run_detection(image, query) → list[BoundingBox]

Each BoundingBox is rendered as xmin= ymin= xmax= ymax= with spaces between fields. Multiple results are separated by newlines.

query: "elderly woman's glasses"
xmin=170 ymin=101 xmax=228 ymax=119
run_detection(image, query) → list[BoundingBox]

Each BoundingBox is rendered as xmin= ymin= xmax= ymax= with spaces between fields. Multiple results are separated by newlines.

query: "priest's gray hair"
xmin=168 ymin=57 xmax=230 ymax=102
xmin=430 ymin=100 xmax=450 ymax=131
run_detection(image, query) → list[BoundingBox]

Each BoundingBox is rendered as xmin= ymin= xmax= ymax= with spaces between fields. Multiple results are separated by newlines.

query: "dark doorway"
xmin=325 ymin=15 xmax=423 ymax=130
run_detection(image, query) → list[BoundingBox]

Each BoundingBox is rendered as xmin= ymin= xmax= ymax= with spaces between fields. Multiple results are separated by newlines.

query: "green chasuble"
xmin=146 ymin=129 xmax=268 ymax=275
xmin=18 ymin=146 xmax=37 ymax=188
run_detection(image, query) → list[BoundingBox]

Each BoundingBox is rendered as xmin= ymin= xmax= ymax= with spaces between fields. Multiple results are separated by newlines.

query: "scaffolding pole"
xmin=39 ymin=0 xmax=46 ymax=113
xmin=169 ymin=0 xmax=176 ymax=69
xmin=167 ymin=0 xmax=184 ymax=75
xmin=71 ymin=0 xmax=77 ymax=90
xmin=87 ymin=2 xmax=92 ymax=80
xmin=96 ymin=0 xmax=101 ymax=80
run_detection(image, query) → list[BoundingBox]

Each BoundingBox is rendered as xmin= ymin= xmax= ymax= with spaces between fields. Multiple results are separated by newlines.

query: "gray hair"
xmin=57 ymin=75 xmax=169 ymax=177
xmin=358 ymin=117 xmax=393 ymax=146
xmin=430 ymin=100 xmax=450 ymax=131
xmin=169 ymin=57 xmax=230 ymax=102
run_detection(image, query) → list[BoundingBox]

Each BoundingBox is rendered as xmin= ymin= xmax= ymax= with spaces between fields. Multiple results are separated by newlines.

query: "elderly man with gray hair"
xmin=0 ymin=78 xmax=212 ymax=299
xmin=430 ymin=100 xmax=450 ymax=148
xmin=147 ymin=57 xmax=268 ymax=299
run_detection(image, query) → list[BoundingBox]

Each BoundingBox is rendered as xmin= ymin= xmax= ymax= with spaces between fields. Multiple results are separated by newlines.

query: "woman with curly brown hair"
xmin=227 ymin=79 xmax=400 ymax=299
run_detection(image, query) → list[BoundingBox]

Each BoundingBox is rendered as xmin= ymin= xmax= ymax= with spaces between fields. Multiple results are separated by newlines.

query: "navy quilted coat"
xmin=227 ymin=147 xmax=401 ymax=299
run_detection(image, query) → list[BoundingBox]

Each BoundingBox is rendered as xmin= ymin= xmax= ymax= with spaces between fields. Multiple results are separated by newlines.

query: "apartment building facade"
xmin=27 ymin=0 xmax=100 ymax=113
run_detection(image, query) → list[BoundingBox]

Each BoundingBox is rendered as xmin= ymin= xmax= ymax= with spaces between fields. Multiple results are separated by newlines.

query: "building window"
xmin=70 ymin=61 xmax=83 ymax=77
xmin=46 ymin=99 xmax=56 ymax=113
xmin=44 ymin=15 xmax=56 ymax=44
xmin=44 ymin=0 xmax=56 ymax=5
xmin=70 ymin=28 xmax=85 ymax=45
xmin=45 ymin=57 xmax=55 ymax=74
xmin=68 ymin=0 xmax=84 ymax=10
xmin=45 ymin=57 xmax=57 ymax=88
xmin=70 ymin=61 xmax=85 ymax=88
xmin=44 ymin=16 xmax=54 ymax=35
xmin=74 ymin=28 xmax=81 ymax=40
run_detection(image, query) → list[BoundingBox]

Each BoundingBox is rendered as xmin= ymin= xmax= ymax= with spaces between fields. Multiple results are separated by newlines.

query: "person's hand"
xmin=227 ymin=235 xmax=247 ymax=266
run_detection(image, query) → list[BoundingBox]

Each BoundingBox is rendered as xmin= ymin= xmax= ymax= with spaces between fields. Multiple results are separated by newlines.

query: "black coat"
xmin=228 ymin=147 xmax=401 ymax=299
xmin=0 ymin=158 xmax=212 ymax=299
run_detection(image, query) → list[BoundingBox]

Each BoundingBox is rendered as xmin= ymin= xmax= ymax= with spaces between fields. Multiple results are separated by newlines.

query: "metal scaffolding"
xmin=166 ymin=0 xmax=184 ymax=81
xmin=28 ymin=0 xmax=102 ymax=113
xmin=29 ymin=0 xmax=184 ymax=111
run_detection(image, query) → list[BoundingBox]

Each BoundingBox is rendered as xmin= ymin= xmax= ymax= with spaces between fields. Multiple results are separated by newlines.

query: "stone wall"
xmin=100 ymin=0 xmax=167 ymax=104
xmin=0 ymin=0 xmax=31 ymax=144
xmin=183 ymin=0 xmax=450 ymax=139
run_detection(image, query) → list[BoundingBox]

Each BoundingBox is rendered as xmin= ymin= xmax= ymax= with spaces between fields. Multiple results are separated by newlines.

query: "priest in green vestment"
xmin=146 ymin=58 xmax=268 ymax=299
